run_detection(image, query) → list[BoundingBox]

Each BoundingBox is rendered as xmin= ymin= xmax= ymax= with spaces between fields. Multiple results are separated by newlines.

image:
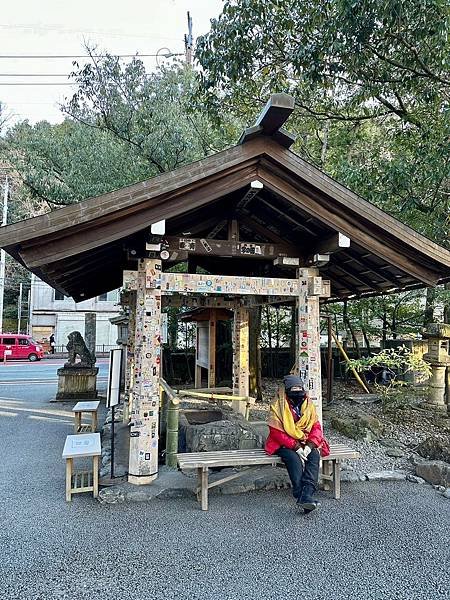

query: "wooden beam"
xmin=255 ymin=93 xmax=295 ymax=135
xmin=339 ymin=251 xmax=399 ymax=286
xmin=228 ymin=219 xmax=239 ymax=241
xmin=329 ymin=263 xmax=386 ymax=291
xmin=238 ymin=94 xmax=296 ymax=146
xmin=309 ymin=232 xmax=350 ymax=255
xmin=258 ymin=197 xmax=319 ymax=237
xmin=208 ymin=311 xmax=217 ymax=388
xmin=164 ymin=236 xmax=299 ymax=261
xmin=237 ymin=214 xmax=287 ymax=245
xmin=257 ymin=164 xmax=441 ymax=286
xmin=20 ymin=163 xmax=260 ymax=268
xmin=259 ymin=143 xmax=450 ymax=271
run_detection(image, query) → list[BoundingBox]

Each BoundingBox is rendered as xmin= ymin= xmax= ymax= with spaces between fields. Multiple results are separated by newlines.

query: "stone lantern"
xmin=423 ymin=323 xmax=450 ymax=412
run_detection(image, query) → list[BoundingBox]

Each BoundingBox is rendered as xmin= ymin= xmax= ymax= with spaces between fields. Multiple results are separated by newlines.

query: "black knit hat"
xmin=283 ymin=374 xmax=305 ymax=390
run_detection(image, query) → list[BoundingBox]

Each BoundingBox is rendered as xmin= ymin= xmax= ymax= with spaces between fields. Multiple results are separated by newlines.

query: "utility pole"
xmin=17 ymin=283 xmax=22 ymax=334
xmin=0 ymin=176 xmax=9 ymax=333
xmin=27 ymin=287 xmax=32 ymax=335
xmin=184 ymin=11 xmax=193 ymax=66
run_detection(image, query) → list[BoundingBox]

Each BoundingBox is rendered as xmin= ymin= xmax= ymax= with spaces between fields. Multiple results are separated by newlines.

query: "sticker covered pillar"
xmin=232 ymin=306 xmax=249 ymax=416
xmin=297 ymin=268 xmax=323 ymax=423
xmin=128 ymin=258 xmax=162 ymax=485
xmin=123 ymin=289 xmax=136 ymax=423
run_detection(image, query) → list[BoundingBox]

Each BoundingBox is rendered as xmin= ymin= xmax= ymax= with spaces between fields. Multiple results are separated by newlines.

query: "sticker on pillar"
xmin=201 ymin=239 xmax=212 ymax=252
xmin=145 ymin=453 xmax=151 ymax=460
xmin=130 ymin=431 xmax=140 ymax=437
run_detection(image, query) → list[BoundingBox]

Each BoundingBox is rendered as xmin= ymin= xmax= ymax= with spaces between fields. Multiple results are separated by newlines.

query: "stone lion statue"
xmin=65 ymin=331 xmax=96 ymax=368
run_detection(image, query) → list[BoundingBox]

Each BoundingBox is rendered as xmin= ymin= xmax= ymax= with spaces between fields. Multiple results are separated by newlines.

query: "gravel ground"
xmin=1 ymin=382 xmax=450 ymax=599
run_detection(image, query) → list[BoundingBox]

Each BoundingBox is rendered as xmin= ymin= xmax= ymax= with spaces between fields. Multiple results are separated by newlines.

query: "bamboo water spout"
xmin=160 ymin=378 xmax=180 ymax=468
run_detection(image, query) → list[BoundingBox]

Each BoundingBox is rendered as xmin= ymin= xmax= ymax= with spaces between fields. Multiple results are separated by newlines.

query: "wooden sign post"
xmin=232 ymin=307 xmax=249 ymax=415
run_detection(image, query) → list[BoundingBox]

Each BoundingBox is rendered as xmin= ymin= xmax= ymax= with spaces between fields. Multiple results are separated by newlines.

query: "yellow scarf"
xmin=268 ymin=387 xmax=317 ymax=441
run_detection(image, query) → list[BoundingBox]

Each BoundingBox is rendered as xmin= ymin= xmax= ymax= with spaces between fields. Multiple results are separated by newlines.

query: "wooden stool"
xmin=62 ymin=433 xmax=101 ymax=502
xmin=72 ymin=400 xmax=100 ymax=433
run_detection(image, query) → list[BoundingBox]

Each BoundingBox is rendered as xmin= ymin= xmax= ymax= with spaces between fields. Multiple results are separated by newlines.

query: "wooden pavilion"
xmin=1 ymin=93 xmax=450 ymax=485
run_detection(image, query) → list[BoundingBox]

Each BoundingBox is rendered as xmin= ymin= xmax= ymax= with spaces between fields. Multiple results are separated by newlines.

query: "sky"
xmin=0 ymin=0 xmax=224 ymax=125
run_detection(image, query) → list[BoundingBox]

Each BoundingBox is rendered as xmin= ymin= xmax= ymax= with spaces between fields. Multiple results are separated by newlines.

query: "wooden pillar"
xmin=123 ymin=290 xmax=136 ymax=423
xmin=232 ymin=306 xmax=249 ymax=416
xmin=208 ymin=311 xmax=217 ymax=388
xmin=128 ymin=258 xmax=162 ymax=485
xmin=297 ymin=268 xmax=323 ymax=423
xmin=194 ymin=323 xmax=202 ymax=388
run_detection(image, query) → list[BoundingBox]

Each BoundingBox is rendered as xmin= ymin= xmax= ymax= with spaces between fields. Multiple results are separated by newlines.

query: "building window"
xmin=98 ymin=293 xmax=108 ymax=301
xmin=54 ymin=290 xmax=65 ymax=301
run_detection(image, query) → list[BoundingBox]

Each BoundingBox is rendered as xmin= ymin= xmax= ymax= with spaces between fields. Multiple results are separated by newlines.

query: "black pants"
xmin=276 ymin=447 xmax=320 ymax=500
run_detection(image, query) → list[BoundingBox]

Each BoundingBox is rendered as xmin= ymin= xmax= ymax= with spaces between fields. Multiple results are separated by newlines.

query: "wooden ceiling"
xmin=1 ymin=94 xmax=449 ymax=302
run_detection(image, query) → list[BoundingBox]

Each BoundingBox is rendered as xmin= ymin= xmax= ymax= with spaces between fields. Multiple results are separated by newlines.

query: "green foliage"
xmin=2 ymin=54 xmax=239 ymax=212
xmin=325 ymin=289 xmax=428 ymax=346
xmin=4 ymin=119 xmax=150 ymax=210
xmin=65 ymin=53 xmax=239 ymax=173
xmin=348 ymin=345 xmax=431 ymax=410
xmin=196 ymin=0 xmax=450 ymax=244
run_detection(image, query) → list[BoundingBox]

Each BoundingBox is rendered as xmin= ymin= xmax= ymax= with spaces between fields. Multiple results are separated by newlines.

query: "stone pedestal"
xmin=56 ymin=367 xmax=99 ymax=400
xmin=426 ymin=364 xmax=448 ymax=411
xmin=423 ymin=323 xmax=450 ymax=412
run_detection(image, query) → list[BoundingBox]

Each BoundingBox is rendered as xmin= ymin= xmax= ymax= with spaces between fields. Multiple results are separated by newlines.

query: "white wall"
xmin=30 ymin=276 xmax=120 ymax=347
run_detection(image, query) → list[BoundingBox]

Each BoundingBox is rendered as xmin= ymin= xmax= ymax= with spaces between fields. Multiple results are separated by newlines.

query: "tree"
xmin=196 ymin=0 xmax=450 ymax=244
xmin=2 ymin=54 xmax=239 ymax=214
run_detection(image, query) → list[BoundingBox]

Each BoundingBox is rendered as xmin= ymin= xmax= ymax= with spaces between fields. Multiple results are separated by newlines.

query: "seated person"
xmin=265 ymin=374 xmax=330 ymax=513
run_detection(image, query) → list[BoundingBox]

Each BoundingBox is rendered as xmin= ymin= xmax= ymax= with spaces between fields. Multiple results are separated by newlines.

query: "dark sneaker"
xmin=298 ymin=500 xmax=321 ymax=513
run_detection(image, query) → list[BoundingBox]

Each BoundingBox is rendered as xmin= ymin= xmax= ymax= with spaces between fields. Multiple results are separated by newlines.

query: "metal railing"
xmin=49 ymin=344 xmax=117 ymax=355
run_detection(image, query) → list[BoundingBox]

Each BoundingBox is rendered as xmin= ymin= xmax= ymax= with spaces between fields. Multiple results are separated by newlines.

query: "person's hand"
xmin=296 ymin=445 xmax=311 ymax=462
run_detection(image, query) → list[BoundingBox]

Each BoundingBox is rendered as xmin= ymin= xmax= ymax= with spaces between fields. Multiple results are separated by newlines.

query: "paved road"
xmin=0 ymin=363 xmax=449 ymax=600
xmin=0 ymin=358 xmax=109 ymax=389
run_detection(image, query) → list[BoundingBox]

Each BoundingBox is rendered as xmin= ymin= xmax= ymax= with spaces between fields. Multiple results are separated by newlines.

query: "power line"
xmin=0 ymin=23 xmax=181 ymax=42
xmin=0 ymin=53 xmax=183 ymax=59
xmin=0 ymin=74 xmax=69 ymax=77
xmin=0 ymin=82 xmax=76 ymax=86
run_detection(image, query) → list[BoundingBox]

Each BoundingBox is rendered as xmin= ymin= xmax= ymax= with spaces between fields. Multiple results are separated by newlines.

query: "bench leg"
xmin=92 ymin=411 xmax=98 ymax=432
xmin=65 ymin=458 xmax=73 ymax=502
xmin=201 ymin=466 xmax=209 ymax=511
xmin=333 ymin=460 xmax=341 ymax=499
xmin=74 ymin=412 xmax=81 ymax=433
xmin=322 ymin=460 xmax=332 ymax=491
xmin=93 ymin=455 xmax=99 ymax=498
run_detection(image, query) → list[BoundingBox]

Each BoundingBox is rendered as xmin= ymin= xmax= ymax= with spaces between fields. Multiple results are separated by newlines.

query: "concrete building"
xmin=29 ymin=275 xmax=120 ymax=350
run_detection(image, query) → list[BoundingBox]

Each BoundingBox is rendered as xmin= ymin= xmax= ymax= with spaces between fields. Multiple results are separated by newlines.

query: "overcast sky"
xmin=0 ymin=0 xmax=223 ymax=125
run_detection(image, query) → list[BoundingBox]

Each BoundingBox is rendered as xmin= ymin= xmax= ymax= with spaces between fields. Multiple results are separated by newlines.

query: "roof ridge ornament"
xmin=238 ymin=93 xmax=297 ymax=148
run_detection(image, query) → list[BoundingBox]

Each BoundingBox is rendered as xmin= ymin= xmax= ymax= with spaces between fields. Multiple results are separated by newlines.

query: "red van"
xmin=0 ymin=334 xmax=44 ymax=361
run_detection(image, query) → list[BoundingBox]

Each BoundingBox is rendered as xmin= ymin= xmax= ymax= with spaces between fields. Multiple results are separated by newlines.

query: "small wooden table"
xmin=72 ymin=400 xmax=100 ymax=433
xmin=62 ymin=433 xmax=101 ymax=502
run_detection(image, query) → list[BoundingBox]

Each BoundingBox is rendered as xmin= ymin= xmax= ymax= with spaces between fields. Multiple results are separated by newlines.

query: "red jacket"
xmin=265 ymin=402 xmax=330 ymax=457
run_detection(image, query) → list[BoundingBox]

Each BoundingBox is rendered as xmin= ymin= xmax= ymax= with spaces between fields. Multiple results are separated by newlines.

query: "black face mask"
xmin=287 ymin=390 xmax=306 ymax=405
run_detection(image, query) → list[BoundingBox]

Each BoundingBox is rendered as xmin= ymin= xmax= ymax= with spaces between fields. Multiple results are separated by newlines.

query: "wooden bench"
xmin=62 ymin=433 xmax=101 ymax=502
xmin=177 ymin=444 xmax=360 ymax=511
xmin=72 ymin=400 xmax=100 ymax=433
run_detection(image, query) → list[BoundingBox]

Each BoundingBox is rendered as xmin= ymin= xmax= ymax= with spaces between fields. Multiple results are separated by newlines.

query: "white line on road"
xmin=29 ymin=415 xmax=73 ymax=424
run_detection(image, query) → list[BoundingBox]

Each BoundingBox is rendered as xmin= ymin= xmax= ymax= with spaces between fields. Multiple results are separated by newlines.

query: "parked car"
xmin=0 ymin=334 xmax=44 ymax=361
